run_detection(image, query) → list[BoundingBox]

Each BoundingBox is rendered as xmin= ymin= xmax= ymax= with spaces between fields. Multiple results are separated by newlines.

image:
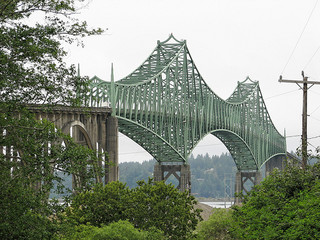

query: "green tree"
xmin=128 ymin=179 xmax=202 ymax=239
xmin=66 ymin=182 xmax=130 ymax=226
xmin=195 ymin=208 xmax=233 ymax=240
xmin=0 ymin=1 xmax=103 ymax=238
xmin=61 ymin=220 xmax=165 ymax=240
xmin=67 ymin=179 xmax=202 ymax=240
xmin=0 ymin=0 xmax=102 ymax=106
xmin=119 ymin=153 xmax=237 ymax=198
xmin=119 ymin=160 xmax=155 ymax=188
xmin=231 ymin=162 xmax=320 ymax=239
xmin=0 ymin=176 xmax=56 ymax=239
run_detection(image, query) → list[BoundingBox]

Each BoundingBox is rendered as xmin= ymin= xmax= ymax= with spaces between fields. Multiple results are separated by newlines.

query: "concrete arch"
xmin=61 ymin=120 xmax=94 ymax=150
xmin=261 ymin=153 xmax=287 ymax=168
xmin=261 ymin=153 xmax=287 ymax=176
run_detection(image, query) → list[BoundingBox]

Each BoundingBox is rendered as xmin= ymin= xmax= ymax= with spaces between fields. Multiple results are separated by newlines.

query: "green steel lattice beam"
xmin=85 ymin=34 xmax=286 ymax=171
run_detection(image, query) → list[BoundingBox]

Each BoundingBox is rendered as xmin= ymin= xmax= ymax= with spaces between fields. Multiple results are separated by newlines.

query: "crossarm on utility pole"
xmin=279 ymin=78 xmax=320 ymax=85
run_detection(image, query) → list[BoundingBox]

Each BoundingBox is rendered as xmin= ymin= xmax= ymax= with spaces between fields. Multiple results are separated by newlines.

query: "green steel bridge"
xmin=85 ymin=34 xmax=287 ymax=172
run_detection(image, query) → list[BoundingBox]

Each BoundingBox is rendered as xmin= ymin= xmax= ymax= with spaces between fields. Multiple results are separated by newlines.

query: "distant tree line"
xmin=50 ymin=152 xmax=237 ymax=199
xmin=55 ymin=151 xmax=316 ymax=199
xmin=119 ymin=152 xmax=237 ymax=198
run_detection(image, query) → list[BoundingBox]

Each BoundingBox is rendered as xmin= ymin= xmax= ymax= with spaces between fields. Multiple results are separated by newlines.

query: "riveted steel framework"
xmin=85 ymin=34 xmax=286 ymax=171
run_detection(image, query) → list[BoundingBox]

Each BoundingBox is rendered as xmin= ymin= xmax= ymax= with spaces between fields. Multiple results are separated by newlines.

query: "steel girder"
xmin=85 ymin=34 xmax=286 ymax=171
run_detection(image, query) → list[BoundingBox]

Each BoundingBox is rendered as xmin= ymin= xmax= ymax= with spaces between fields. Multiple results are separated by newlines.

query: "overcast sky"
xmin=65 ymin=0 xmax=320 ymax=163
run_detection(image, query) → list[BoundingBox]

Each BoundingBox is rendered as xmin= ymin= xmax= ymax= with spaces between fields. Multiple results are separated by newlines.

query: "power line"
xmin=309 ymin=105 xmax=320 ymax=115
xmin=281 ymin=0 xmax=319 ymax=74
xmin=286 ymin=135 xmax=301 ymax=138
xmin=119 ymin=151 xmax=151 ymax=156
xmin=308 ymin=135 xmax=320 ymax=140
xmin=304 ymin=43 xmax=320 ymax=70
xmin=287 ymin=134 xmax=320 ymax=139
xmin=308 ymin=142 xmax=318 ymax=149
xmin=265 ymin=89 xmax=300 ymax=100
xmin=310 ymin=89 xmax=320 ymax=96
xmin=119 ymin=143 xmax=224 ymax=156
xmin=308 ymin=90 xmax=320 ymax=115
xmin=310 ymin=115 xmax=320 ymax=122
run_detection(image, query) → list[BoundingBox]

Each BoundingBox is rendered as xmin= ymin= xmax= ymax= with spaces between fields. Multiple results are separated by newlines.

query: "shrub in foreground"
xmin=195 ymin=208 xmax=233 ymax=240
xmin=232 ymin=163 xmax=320 ymax=239
xmin=66 ymin=179 xmax=202 ymax=239
xmin=61 ymin=220 xmax=165 ymax=240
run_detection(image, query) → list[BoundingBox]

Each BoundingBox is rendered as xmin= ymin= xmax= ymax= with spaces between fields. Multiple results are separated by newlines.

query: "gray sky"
xmin=65 ymin=0 xmax=320 ymax=163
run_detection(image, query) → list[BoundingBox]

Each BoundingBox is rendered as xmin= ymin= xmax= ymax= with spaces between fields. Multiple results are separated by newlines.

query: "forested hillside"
xmin=119 ymin=153 xmax=237 ymax=198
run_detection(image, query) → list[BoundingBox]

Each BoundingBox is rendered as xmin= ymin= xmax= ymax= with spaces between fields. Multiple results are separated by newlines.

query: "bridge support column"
xmin=235 ymin=170 xmax=262 ymax=204
xmin=153 ymin=164 xmax=163 ymax=182
xmin=266 ymin=156 xmax=286 ymax=177
xmin=105 ymin=116 xmax=119 ymax=183
xmin=153 ymin=164 xmax=191 ymax=193
xmin=180 ymin=164 xmax=191 ymax=193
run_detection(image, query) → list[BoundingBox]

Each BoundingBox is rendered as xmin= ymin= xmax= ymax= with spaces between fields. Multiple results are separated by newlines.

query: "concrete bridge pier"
xmin=154 ymin=163 xmax=191 ymax=193
xmin=234 ymin=170 xmax=262 ymax=204
xmin=105 ymin=115 xmax=119 ymax=183
xmin=265 ymin=155 xmax=286 ymax=177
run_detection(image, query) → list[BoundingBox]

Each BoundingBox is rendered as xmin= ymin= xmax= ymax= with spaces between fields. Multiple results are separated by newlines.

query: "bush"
xmin=66 ymin=182 xmax=130 ymax=226
xmin=61 ymin=220 xmax=165 ymax=240
xmin=0 ymin=178 xmax=58 ymax=240
xmin=231 ymin=162 xmax=320 ymax=239
xmin=128 ymin=179 xmax=202 ymax=239
xmin=66 ymin=179 xmax=202 ymax=239
xmin=195 ymin=208 xmax=233 ymax=240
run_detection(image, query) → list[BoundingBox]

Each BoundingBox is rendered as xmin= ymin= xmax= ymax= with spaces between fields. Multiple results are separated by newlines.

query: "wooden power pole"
xmin=279 ymin=71 xmax=320 ymax=169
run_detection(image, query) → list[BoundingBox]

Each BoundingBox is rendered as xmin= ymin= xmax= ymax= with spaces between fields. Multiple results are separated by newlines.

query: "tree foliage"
xmin=66 ymin=179 xmax=202 ymax=239
xmin=66 ymin=181 xmax=130 ymax=225
xmin=129 ymin=179 xmax=202 ymax=239
xmin=0 ymin=0 xmax=102 ymax=105
xmin=0 ymin=1 xmax=103 ymax=238
xmin=231 ymin=162 xmax=320 ymax=239
xmin=61 ymin=220 xmax=165 ymax=240
xmin=195 ymin=208 xmax=233 ymax=240
xmin=190 ymin=153 xmax=237 ymax=198
xmin=119 ymin=160 xmax=156 ymax=188
xmin=119 ymin=153 xmax=237 ymax=198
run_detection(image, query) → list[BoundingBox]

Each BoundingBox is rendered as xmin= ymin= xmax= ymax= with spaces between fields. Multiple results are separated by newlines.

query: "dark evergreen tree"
xmin=119 ymin=153 xmax=237 ymax=198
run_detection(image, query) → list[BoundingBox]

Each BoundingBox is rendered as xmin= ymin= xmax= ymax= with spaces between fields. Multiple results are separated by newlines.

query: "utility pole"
xmin=279 ymin=71 xmax=320 ymax=169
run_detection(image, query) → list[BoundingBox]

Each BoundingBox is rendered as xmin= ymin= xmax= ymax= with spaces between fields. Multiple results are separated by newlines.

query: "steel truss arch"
xmin=85 ymin=34 xmax=287 ymax=171
xmin=211 ymin=130 xmax=257 ymax=170
xmin=117 ymin=117 xmax=185 ymax=163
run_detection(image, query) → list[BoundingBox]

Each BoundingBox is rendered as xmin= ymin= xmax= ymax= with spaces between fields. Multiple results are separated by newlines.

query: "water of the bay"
xmin=200 ymin=201 xmax=233 ymax=208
